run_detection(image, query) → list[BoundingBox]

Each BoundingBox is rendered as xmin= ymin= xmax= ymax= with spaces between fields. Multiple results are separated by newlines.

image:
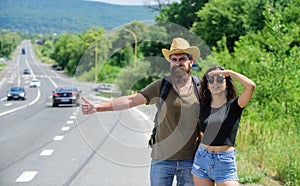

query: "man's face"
xmin=169 ymin=53 xmax=193 ymax=73
xmin=169 ymin=54 xmax=193 ymax=86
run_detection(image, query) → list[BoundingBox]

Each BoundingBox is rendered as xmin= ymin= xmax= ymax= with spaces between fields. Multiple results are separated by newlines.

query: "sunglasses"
xmin=207 ymin=76 xmax=225 ymax=84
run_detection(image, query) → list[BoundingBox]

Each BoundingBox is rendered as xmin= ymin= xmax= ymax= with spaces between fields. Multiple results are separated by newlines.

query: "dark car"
xmin=52 ymin=87 xmax=81 ymax=107
xmin=7 ymin=86 xmax=26 ymax=100
xmin=21 ymin=48 xmax=26 ymax=54
xmin=23 ymin=68 xmax=30 ymax=74
xmin=51 ymin=64 xmax=64 ymax=71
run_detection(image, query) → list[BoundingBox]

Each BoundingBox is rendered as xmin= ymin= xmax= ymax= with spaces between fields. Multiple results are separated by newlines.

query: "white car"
xmin=30 ymin=79 xmax=41 ymax=88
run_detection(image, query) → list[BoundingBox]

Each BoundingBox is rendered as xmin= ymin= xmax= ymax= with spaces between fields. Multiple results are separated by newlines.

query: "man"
xmin=81 ymin=37 xmax=201 ymax=186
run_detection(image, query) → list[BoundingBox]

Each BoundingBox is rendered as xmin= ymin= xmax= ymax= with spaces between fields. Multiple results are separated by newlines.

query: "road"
xmin=0 ymin=41 xmax=156 ymax=186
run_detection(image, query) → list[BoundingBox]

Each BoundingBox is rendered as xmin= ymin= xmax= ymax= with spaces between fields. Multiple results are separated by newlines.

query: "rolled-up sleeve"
xmin=138 ymin=79 xmax=161 ymax=105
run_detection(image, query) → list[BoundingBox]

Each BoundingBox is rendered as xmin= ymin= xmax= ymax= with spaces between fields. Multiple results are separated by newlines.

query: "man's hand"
xmin=81 ymin=96 xmax=97 ymax=115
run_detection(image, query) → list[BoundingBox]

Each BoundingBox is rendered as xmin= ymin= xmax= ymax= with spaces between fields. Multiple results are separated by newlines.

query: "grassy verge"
xmin=0 ymin=63 xmax=6 ymax=71
xmin=236 ymin=119 xmax=299 ymax=185
xmin=33 ymin=44 xmax=56 ymax=64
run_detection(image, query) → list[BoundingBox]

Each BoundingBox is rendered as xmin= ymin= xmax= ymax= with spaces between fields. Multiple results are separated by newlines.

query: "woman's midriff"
xmin=200 ymin=143 xmax=235 ymax=152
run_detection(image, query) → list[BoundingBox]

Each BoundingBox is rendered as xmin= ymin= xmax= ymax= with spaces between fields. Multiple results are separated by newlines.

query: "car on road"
xmin=21 ymin=48 xmax=26 ymax=54
xmin=0 ymin=57 xmax=8 ymax=63
xmin=51 ymin=64 xmax=64 ymax=71
xmin=30 ymin=79 xmax=41 ymax=88
xmin=23 ymin=68 xmax=30 ymax=74
xmin=52 ymin=87 xmax=81 ymax=107
xmin=7 ymin=86 xmax=26 ymax=100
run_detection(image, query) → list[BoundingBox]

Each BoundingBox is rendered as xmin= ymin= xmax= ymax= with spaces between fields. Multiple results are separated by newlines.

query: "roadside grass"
xmin=33 ymin=44 xmax=56 ymax=64
xmin=0 ymin=63 xmax=6 ymax=71
xmin=236 ymin=120 xmax=299 ymax=185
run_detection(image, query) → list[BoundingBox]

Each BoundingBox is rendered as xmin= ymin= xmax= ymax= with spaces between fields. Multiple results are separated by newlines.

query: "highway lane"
xmin=0 ymin=41 xmax=156 ymax=185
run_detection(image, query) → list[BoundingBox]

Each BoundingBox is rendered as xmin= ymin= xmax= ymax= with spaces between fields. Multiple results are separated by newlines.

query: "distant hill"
xmin=0 ymin=0 xmax=158 ymax=34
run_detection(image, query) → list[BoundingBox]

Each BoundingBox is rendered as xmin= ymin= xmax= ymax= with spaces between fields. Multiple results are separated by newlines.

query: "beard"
xmin=170 ymin=65 xmax=190 ymax=87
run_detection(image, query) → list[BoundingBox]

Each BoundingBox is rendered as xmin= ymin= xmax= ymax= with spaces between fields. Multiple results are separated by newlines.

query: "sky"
xmin=85 ymin=0 xmax=181 ymax=6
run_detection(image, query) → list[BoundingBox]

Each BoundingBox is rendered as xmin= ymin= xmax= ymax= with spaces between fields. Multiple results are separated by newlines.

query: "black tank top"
xmin=200 ymin=97 xmax=244 ymax=146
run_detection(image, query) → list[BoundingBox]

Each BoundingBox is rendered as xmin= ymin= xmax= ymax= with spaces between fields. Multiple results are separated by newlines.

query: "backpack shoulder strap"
xmin=159 ymin=76 xmax=172 ymax=100
xmin=154 ymin=76 xmax=171 ymax=128
xmin=192 ymin=75 xmax=201 ymax=101
xmin=149 ymin=76 xmax=171 ymax=148
xmin=192 ymin=75 xmax=202 ymax=145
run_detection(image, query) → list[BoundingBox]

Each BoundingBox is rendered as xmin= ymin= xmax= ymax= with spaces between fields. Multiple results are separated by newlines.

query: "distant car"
xmin=51 ymin=64 xmax=58 ymax=69
xmin=52 ymin=87 xmax=81 ymax=107
xmin=30 ymin=79 xmax=41 ymax=88
xmin=7 ymin=86 xmax=26 ymax=100
xmin=0 ymin=57 xmax=8 ymax=63
xmin=23 ymin=68 xmax=30 ymax=74
xmin=21 ymin=48 xmax=26 ymax=54
xmin=55 ymin=65 xmax=64 ymax=71
xmin=51 ymin=64 xmax=64 ymax=71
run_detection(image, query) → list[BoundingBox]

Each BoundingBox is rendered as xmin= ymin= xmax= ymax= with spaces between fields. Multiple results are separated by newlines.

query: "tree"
xmin=145 ymin=0 xmax=173 ymax=11
xmin=51 ymin=33 xmax=84 ymax=75
xmin=155 ymin=0 xmax=208 ymax=29
xmin=0 ymin=30 xmax=22 ymax=58
xmin=191 ymin=0 xmax=250 ymax=52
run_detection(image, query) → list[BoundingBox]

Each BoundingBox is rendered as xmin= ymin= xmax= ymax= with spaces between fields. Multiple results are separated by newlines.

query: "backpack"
xmin=148 ymin=75 xmax=201 ymax=148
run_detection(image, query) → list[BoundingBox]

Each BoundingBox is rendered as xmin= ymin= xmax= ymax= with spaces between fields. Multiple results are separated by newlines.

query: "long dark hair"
xmin=200 ymin=65 xmax=237 ymax=112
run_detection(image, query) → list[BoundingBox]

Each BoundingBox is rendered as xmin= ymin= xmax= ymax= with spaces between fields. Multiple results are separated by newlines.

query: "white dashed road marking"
xmin=66 ymin=120 xmax=74 ymax=124
xmin=40 ymin=149 xmax=54 ymax=156
xmin=13 ymin=109 xmax=79 ymax=183
xmin=61 ymin=127 xmax=70 ymax=131
xmin=16 ymin=171 xmax=38 ymax=182
xmin=70 ymin=116 xmax=76 ymax=119
xmin=53 ymin=136 xmax=64 ymax=141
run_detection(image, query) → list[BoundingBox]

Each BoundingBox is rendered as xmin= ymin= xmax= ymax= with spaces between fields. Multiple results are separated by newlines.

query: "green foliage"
xmin=212 ymin=1 xmax=300 ymax=184
xmin=51 ymin=33 xmax=84 ymax=75
xmin=98 ymin=63 xmax=122 ymax=83
xmin=0 ymin=30 xmax=22 ymax=58
xmin=156 ymin=0 xmax=208 ymax=29
xmin=247 ymin=0 xmax=267 ymax=32
xmin=114 ymin=60 xmax=151 ymax=95
xmin=192 ymin=0 xmax=250 ymax=52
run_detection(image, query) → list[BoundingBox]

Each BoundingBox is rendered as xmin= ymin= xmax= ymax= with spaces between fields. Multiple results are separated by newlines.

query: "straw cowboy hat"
xmin=162 ymin=37 xmax=200 ymax=62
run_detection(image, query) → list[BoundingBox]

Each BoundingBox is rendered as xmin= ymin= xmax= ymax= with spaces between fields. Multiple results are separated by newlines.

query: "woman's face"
xmin=206 ymin=70 xmax=227 ymax=94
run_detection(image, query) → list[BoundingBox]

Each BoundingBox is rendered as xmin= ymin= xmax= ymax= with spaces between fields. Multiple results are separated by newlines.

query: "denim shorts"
xmin=150 ymin=159 xmax=194 ymax=186
xmin=191 ymin=145 xmax=238 ymax=182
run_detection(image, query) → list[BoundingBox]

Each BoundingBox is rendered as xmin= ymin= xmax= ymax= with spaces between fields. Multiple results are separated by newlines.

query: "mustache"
xmin=170 ymin=65 xmax=189 ymax=86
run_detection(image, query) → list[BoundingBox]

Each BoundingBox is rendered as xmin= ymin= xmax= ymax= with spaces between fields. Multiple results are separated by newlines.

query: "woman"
xmin=192 ymin=65 xmax=256 ymax=186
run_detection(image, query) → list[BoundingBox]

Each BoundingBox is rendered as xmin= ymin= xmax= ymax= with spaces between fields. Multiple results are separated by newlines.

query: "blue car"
xmin=23 ymin=68 xmax=30 ymax=74
xmin=7 ymin=86 xmax=26 ymax=100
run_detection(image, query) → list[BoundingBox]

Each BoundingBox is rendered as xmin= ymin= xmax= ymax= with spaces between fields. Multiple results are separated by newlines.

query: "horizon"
xmin=84 ymin=0 xmax=181 ymax=6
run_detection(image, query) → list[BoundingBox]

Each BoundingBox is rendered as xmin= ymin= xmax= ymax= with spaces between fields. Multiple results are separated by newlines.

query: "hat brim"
xmin=162 ymin=46 xmax=200 ymax=62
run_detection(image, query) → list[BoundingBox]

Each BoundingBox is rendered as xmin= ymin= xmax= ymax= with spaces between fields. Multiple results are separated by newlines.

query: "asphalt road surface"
xmin=0 ymin=41 xmax=157 ymax=186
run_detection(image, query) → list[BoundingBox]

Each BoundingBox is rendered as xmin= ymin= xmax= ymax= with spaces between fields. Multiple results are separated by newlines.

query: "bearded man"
xmin=81 ymin=37 xmax=201 ymax=186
